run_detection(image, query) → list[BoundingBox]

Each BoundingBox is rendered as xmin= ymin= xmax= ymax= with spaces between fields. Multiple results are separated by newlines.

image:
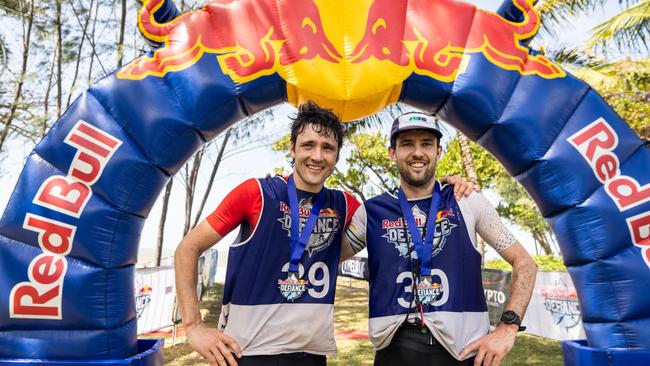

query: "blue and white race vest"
xmin=218 ymin=176 xmax=348 ymax=356
xmin=365 ymin=184 xmax=488 ymax=360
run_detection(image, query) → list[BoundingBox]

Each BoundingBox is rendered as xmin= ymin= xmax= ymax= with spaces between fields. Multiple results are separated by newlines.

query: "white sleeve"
xmin=457 ymin=192 xmax=516 ymax=252
xmin=345 ymin=203 xmax=367 ymax=254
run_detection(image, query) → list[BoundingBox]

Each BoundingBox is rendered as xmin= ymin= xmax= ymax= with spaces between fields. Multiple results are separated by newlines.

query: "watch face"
xmin=502 ymin=311 xmax=517 ymax=323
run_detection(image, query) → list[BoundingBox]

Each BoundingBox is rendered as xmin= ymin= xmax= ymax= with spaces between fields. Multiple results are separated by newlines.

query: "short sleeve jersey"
xmin=205 ymin=176 xmax=360 ymax=356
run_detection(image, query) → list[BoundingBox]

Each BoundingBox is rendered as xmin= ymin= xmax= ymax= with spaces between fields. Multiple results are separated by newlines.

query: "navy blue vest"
xmin=366 ymin=185 xmax=486 ymax=318
xmin=222 ymin=176 xmax=347 ymax=306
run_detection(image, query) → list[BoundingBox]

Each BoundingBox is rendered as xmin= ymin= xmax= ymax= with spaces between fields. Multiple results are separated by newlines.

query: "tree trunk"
xmin=457 ymin=132 xmax=478 ymax=185
xmin=116 ymin=0 xmax=126 ymax=67
xmin=183 ymin=148 xmax=204 ymax=236
xmin=538 ymin=230 xmax=554 ymax=255
xmin=56 ymin=0 xmax=63 ymax=118
xmin=477 ymin=236 xmax=486 ymax=266
xmin=86 ymin=0 xmax=100 ymax=85
xmin=155 ymin=178 xmax=174 ymax=266
xmin=66 ymin=0 xmax=94 ymax=108
xmin=532 ymin=231 xmax=541 ymax=256
xmin=0 ymin=0 xmax=34 ymax=154
xmin=192 ymin=128 xmax=233 ymax=228
xmin=534 ymin=229 xmax=552 ymax=255
xmin=42 ymin=41 xmax=57 ymax=137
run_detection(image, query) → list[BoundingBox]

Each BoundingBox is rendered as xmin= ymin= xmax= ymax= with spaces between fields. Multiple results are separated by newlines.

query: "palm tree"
xmin=537 ymin=0 xmax=650 ymax=140
xmin=538 ymin=0 xmax=649 ymax=53
xmin=587 ymin=0 xmax=650 ymax=51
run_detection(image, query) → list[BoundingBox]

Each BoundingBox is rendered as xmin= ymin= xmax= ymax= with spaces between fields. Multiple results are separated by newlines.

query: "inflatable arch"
xmin=0 ymin=0 xmax=648 ymax=364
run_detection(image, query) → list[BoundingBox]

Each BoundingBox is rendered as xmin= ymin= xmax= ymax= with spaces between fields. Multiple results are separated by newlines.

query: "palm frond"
xmin=552 ymin=49 xmax=650 ymax=92
xmin=547 ymin=46 xmax=608 ymax=67
xmin=345 ymin=103 xmax=408 ymax=135
xmin=536 ymin=0 xmax=613 ymax=28
xmin=570 ymin=66 xmax=620 ymax=90
xmin=586 ymin=0 xmax=650 ymax=51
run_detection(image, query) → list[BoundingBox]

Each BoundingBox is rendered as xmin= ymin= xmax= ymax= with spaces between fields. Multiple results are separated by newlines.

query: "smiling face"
xmin=290 ymin=123 xmax=339 ymax=192
xmin=389 ymin=129 xmax=442 ymax=194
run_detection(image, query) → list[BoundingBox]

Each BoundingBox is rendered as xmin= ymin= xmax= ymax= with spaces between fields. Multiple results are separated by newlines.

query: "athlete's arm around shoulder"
xmin=459 ymin=192 xmax=537 ymax=366
xmin=340 ymin=193 xmax=365 ymax=262
xmin=174 ymin=178 xmax=262 ymax=365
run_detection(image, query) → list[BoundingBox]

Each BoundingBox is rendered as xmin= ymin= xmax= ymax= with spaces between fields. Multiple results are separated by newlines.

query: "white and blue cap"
xmin=390 ymin=112 xmax=443 ymax=145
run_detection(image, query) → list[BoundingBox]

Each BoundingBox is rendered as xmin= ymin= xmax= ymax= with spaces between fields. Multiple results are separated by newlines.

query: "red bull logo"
xmin=117 ymin=0 xmax=565 ymax=121
xmin=569 ymin=118 xmax=650 ymax=270
xmin=10 ymin=121 xmax=122 ymax=320
xmin=352 ymin=0 xmax=564 ymax=81
xmin=437 ymin=208 xmax=454 ymax=220
xmin=119 ymin=0 xmax=340 ymax=82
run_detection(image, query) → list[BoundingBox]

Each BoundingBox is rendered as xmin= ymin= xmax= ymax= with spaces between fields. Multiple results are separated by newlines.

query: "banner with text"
xmin=339 ymin=256 xmax=369 ymax=280
xmin=482 ymin=269 xmax=586 ymax=341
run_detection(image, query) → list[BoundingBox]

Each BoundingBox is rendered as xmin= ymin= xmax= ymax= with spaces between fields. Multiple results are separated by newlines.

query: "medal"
xmin=278 ymin=271 xmax=308 ymax=302
xmin=397 ymin=182 xmax=441 ymax=305
xmin=416 ymin=275 xmax=442 ymax=305
xmin=278 ymin=175 xmax=325 ymax=301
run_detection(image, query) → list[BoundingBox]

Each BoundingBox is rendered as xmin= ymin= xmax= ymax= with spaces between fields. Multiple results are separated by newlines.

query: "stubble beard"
xmin=398 ymin=161 xmax=437 ymax=189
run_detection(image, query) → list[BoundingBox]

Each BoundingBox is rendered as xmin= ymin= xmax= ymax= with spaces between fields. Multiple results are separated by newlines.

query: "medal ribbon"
xmin=287 ymin=175 xmax=326 ymax=273
xmin=397 ymin=181 xmax=441 ymax=277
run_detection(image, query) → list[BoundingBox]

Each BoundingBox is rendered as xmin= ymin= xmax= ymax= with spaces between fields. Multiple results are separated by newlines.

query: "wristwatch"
xmin=500 ymin=310 xmax=526 ymax=332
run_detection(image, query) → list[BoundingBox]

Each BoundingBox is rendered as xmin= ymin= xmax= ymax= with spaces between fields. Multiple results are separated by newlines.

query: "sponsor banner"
xmin=135 ymin=266 xmax=176 ymax=335
xmin=339 ymin=256 xmax=369 ymax=280
xmin=482 ymin=268 xmax=511 ymax=326
xmin=526 ymin=270 xmax=586 ymax=341
xmin=201 ymin=249 xmax=219 ymax=287
xmin=483 ymin=269 xmax=586 ymax=341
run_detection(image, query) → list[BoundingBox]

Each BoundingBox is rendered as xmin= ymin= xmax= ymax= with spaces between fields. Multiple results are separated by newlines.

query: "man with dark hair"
xmin=343 ymin=112 xmax=538 ymax=366
xmin=174 ymin=101 xmax=356 ymax=366
xmin=175 ymin=103 xmax=475 ymax=366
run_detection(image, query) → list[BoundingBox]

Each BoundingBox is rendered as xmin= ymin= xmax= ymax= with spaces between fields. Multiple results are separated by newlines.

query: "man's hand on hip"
xmin=186 ymin=322 xmax=242 ymax=366
xmin=459 ymin=322 xmax=518 ymax=366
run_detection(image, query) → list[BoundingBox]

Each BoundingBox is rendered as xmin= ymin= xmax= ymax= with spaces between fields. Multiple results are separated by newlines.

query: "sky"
xmin=0 ymin=0 xmax=642 ymax=265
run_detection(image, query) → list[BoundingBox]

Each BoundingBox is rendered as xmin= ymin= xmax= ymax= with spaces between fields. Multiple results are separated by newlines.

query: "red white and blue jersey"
xmin=206 ymin=176 xmax=359 ymax=356
xmin=346 ymin=183 xmax=515 ymax=360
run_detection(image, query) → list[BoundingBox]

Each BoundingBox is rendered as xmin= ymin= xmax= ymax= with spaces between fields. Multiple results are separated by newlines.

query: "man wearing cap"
xmin=343 ymin=112 xmax=538 ymax=366
xmin=175 ymin=102 xmax=476 ymax=366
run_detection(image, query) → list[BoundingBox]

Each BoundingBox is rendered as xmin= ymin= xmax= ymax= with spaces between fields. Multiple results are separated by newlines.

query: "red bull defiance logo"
xmin=117 ymin=0 xmax=565 ymax=121
xmin=382 ymin=207 xmax=456 ymax=258
xmin=278 ymin=200 xmax=340 ymax=256
xmin=541 ymin=280 xmax=581 ymax=330
xmin=135 ymin=285 xmax=153 ymax=319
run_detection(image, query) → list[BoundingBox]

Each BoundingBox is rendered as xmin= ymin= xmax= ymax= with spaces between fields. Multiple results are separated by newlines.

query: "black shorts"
xmin=374 ymin=323 xmax=476 ymax=366
xmin=237 ymin=352 xmax=326 ymax=366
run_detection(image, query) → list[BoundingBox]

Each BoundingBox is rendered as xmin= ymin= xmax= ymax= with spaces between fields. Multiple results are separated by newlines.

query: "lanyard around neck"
xmin=397 ymin=182 xmax=441 ymax=277
xmin=287 ymin=175 xmax=325 ymax=273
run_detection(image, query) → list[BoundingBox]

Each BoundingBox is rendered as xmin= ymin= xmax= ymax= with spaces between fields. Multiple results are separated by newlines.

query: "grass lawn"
xmin=153 ymin=278 xmax=563 ymax=365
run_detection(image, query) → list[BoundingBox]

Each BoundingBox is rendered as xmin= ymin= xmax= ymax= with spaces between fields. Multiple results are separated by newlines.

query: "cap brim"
xmin=392 ymin=126 xmax=443 ymax=140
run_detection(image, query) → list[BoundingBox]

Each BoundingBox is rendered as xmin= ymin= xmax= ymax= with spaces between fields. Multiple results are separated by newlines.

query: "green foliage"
xmin=538 ymin=0 xmax=649 ymax=51
xmin=484 ymin=258 xmax=514 ymax=271
xmin=485 ymin=255 xmax=567 ymax=271
xmin=533 ymin=254 xmax=568 ymax=271
xmin=437 ymin=137 xmax=503 ymax=189
xmin=605 ymin=89 xmax=650 ymax=140
xmin=272 ymin=133 xmax=291 ymax=153
xmin=438 ymin=137 xmax=556 ymax=254
xmin=327 ymin=132 xmax=398 ymax=201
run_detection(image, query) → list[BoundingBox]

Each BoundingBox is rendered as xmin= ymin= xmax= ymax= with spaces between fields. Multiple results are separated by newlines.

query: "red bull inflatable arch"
xmin=1 ymin=0 xmax=648 ymax=364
